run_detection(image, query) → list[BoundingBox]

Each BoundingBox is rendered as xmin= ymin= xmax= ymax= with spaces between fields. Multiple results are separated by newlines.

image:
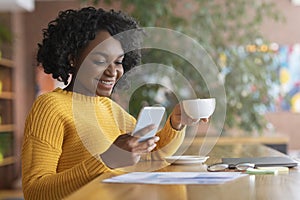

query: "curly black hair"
xmin=37 ymin=7 xmax=143 ymax=85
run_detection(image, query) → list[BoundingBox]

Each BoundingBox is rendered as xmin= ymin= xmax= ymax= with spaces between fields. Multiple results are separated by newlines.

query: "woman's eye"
xmin=115 ymin=61 xmax=123 ymax=65
xmin=93 ymin=61 xmax=106 ymax=65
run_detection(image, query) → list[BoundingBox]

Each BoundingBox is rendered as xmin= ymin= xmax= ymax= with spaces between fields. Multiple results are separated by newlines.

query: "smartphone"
xmin=132 ymin=106 xmax=166 ymax=142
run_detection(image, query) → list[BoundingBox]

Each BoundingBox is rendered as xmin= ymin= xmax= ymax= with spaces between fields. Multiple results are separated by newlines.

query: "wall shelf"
xmin=0 ymin=58 xmax=14 ymax=68
xmin=0 ymin=124 xmax=14 ymax=132
xmin=0 ymin=156 xmax=15 ymax=167
xmin=0 ymin=57 xmax=15 ymax=189
xmin=0 ymin=91 xmax=14 ymax=99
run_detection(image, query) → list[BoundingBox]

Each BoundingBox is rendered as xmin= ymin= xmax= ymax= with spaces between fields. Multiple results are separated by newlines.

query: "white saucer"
xmin=165 ymin=155 xmax=209 ymax=165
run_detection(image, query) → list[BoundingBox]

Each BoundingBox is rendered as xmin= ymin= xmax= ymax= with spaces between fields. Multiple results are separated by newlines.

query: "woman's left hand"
xmin=170 ymin=103 xmax=209 ymax=130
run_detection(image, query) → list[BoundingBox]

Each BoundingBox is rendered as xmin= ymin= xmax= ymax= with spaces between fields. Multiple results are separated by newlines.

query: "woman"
xmin=22 ymin=7 xmax=206 ymax=199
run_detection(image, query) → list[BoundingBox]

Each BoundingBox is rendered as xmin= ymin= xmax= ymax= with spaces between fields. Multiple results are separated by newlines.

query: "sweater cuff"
xmin=167 ymin=115 xmax=186 ymax=135
xmin=156 ymin=116 xmax=186 ymax=146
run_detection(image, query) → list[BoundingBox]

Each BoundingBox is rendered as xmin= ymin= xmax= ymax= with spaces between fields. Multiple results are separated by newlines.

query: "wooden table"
xmin=65 ymin=144 xmax=300 ymax=200
xmin=184 ymin=135 xmax=289 ymax=154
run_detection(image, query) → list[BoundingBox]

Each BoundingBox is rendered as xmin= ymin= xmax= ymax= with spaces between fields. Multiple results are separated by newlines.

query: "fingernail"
xmin=154 ymin=136 xmax=160 ymax=142
xmin=148 ymin=143 xmax=157 ymax=151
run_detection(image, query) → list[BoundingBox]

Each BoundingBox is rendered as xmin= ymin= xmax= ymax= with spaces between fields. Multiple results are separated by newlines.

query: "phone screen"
xmin=132 ymin=106 xmax=165 ymax=142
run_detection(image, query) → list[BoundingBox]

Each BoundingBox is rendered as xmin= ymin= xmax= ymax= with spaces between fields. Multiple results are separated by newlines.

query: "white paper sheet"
xmin=102 ymin=172 xmax=247 ymax=184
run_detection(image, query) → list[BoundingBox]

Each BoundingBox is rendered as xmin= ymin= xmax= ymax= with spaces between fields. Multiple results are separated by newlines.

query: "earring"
xmin=70 ymin=61 xmax=74 ymax=67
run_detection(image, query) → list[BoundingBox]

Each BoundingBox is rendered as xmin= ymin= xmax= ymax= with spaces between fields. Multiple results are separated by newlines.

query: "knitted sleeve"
xmin=152 ymin=116 xmax=186 ymax=159
xmin=21 ymin=95 xmax=113 ymax=200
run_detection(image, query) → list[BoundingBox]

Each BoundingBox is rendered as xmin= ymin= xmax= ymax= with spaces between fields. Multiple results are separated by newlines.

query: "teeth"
xmin=101 ymin=80 xmax=113 ymax=85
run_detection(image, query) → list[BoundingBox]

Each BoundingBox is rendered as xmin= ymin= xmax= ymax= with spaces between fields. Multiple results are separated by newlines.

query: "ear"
xmin=69 ymin=61 xmax=74 ymax=67
xmin=68 ymin=54 xmax=75 ymax=67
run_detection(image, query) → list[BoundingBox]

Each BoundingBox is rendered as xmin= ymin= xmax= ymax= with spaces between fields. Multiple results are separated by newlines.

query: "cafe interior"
xmin=1 ymin=0 xmax=300 ymax=199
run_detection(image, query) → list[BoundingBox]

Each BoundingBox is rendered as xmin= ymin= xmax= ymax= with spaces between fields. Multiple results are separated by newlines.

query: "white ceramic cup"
xmin=182 ymin=98 xmax=216 ymax=119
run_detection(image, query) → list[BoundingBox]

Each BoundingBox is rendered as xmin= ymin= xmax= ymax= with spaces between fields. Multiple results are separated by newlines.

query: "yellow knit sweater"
xmin=22 ymin=88 xmax=185 ymax=199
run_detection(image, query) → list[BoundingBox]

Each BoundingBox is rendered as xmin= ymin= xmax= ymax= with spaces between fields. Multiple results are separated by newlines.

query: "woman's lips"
xmin=100 ymin=80 xmax=114 ymax=85
xmin=97 ymin=79 xmax=115 ymax=90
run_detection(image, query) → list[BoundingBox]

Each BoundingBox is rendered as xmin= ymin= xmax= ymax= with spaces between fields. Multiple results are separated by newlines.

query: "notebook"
xmin=222 ymin=156 xmax=298 ymax=168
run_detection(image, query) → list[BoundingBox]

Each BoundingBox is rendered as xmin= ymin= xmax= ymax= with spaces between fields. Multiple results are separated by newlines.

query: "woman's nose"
xmin=105 ymin=63 xmax=117 ymax=76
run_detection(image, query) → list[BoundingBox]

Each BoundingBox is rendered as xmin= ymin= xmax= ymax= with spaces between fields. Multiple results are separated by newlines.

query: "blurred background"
xmin=1 ymin=0 xmax=300 ymax=198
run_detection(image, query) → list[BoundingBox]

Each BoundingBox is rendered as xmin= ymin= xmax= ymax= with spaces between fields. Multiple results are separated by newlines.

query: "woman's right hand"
xmin=100 ymin=124 xmax=160 ymax=169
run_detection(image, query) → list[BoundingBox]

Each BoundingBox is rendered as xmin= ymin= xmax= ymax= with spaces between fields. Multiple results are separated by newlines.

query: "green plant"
xmin=0 ymin=23 xmax=12 ymax=47
xmin=0 ymin=18 xmax=12 ymax=58
xmin=80 ymin=0 xmax=284 ymax=134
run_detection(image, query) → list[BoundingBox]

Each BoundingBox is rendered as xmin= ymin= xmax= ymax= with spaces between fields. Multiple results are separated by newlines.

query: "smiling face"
xmin=69 ymin=31 xmax=124 ymax=97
